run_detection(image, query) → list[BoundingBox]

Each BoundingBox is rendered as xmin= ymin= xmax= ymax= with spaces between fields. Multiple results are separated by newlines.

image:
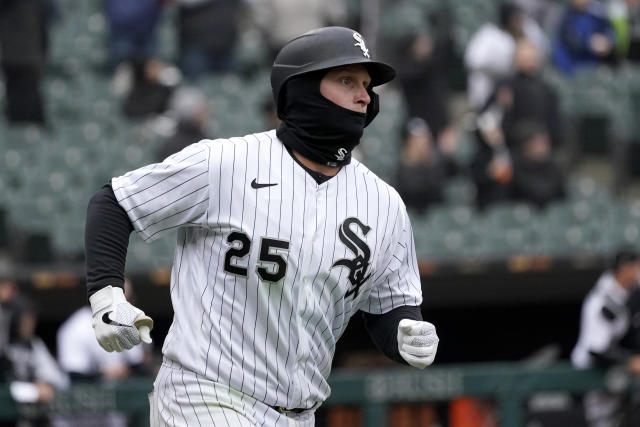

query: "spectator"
xmin=0 ymin=0 xmax=57 ymax=125
xmin=572 ymin=250 xmax=640 ymax=427
xmin=119 ymin=58 xmax=181 ymax=120
xmin=609 ymin=0 xmax=640 ymax=62
xmin=515 ymin=0 xmax=564 ymax=35
xmin=396 ymin=117 xmax=457 ymax=213
xmin=464 ymin=1 xmax=549 ymax=111
xmin=155 ymin=86 xmax=210 ymax=161
xmin=552 ymin=0 xmax=617 ymax=74
xmin=0 ymin=297 xmax=69 ymax=427
xmin=175 ymin=0 xmax=244 ymax=80
xmin=470 ymin=99 xmax=514 ymax=210
xmin=0 ymin=264 xmax=19 ymax=352
xmin=250 ymin=0 xmax=347 ymax=62
xmin=508 ymin=121 xmax=566 ymax=208
xmin=105 ymin=0 xmax=163 ymax=70
xmin=380 ymin=1 xmax=453 ymax=143
xmin=55 ymin=279 xmax=150 ymax=427
xmin=495 ymin=39 xmax=563 ymax=149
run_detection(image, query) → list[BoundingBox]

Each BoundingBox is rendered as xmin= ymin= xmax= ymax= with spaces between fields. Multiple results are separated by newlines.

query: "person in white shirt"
xmin=465 ymin=2 xmax=549 ymax=110
xmin=1 ymin=297 xmax=69 ymax=427
xmin=55 ymin=279 xmax=148 ymax=427
xmin=572 ymin=250 xmax=640 ymax=427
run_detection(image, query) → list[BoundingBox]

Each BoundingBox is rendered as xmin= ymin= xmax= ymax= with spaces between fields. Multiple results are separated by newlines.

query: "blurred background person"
xmin=396 ymin=117 xmax=457 ymax=214
xmin=508 ymin=121 xmax=567 ymax=208
xmin=496 ymin=39 xmax=563 ymax=150
xmin=470 ymin=89 xmax=514 ymax=210
xmin=464 ymin=1 xmax=548 ymax=111
xmin=608 ymin=0 xmax=640 ymax=63
xmin=55 ymin=278 xmax=151 ymax=427
xmin=104 ymin=0 xmax=163 ymax=71
xmin=572 ymin=250 xmax=640 ymax=427
xmin=250 ymin=0 xmax=347 ymax=63
xmin=515 ymin=0 xmax=564 ymax=35
xmin=0 ymin=263 xmax=20 ymax=353
xmin=0 ymin=297 xmax=68 ymax=427
xmin=118 ymin=58 xmax=181 ymax=120
xmin=0 ymin=0 xmax=58 ymax=125
xmin=553 ymin=0 xmax=617 ymax=74
xmin=469 ymin=35 xmax=565 ymax=211
xmin=155 ymin=86 xmax=210 ymax=161
xmin=174 ymin=0 xmax=244 ymax=80
xmin=380 ymin=0 xmax=457 ymax=148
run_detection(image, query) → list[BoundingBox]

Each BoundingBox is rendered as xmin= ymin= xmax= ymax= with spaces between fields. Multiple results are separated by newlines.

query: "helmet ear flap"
xmin=364 ymin=88 xmax=379 ymax=127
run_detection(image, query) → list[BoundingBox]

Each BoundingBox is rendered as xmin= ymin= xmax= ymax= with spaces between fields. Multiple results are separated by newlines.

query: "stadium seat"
xmin=443 ymin=177 xmax=476 ymax=206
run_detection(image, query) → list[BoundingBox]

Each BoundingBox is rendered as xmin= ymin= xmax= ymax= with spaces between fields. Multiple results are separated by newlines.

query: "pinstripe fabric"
xmin=112 ymin=130 xmax=422 ymax=422
xmin=150 ymin=358 xmax=314 ymax=426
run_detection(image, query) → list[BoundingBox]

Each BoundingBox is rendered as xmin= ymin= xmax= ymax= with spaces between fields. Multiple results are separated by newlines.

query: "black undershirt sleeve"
xmin=363 ymin=305 xmax=423 ymax=365
xmin=85 ymin=184 xmax=134 ymax=298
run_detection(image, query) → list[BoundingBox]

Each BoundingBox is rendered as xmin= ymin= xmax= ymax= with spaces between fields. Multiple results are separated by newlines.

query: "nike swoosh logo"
xmin=102 ymin=312 xmax=134 ymax=328
xmin=251 ymin=178 xmax=278 ymax=189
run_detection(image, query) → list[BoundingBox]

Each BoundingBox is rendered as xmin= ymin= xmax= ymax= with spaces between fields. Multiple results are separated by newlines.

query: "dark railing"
xmin=0 ymin=362 xmax=608 ymax=427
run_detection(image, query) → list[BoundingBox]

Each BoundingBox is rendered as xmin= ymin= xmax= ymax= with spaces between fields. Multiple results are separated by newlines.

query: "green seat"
xmin=51 ymin=219 xmax=85 ymax=256
xmin=480 ymin=203 xmax=542 ymax=257
xmin=427 ymin=204 xmax=474 ymax=231
xmin=443 ymin=177 xmax=476 ymax=206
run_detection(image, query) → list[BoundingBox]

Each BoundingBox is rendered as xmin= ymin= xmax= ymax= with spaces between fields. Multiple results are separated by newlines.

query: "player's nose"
xmin=355 ymin=84 xmax=370 ymax=108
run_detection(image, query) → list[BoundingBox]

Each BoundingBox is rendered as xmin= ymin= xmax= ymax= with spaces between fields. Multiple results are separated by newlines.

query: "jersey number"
xmin=223 ymin=232 xmax=290 ymax=282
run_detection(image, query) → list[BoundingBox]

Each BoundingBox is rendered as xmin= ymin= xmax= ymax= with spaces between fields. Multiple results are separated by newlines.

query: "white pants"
xmin=149 ymin=359 xmax=316 ymax=427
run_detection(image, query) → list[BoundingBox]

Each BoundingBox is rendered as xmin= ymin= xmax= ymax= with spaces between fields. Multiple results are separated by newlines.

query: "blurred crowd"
xmin=0 ymin=261 xmax=155 ymax=427
xmin=2 ymin=2 xmax=640 ymax=425
xmin=1 ymin=0 xmax=639 ymax=216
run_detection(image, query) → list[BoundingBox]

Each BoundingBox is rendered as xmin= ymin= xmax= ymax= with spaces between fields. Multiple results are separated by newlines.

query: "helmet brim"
xmin=277 ymin=57 xmax=396 ymax=89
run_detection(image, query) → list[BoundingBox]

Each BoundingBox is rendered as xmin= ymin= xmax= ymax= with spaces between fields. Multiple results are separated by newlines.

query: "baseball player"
xmin=84 ymin=26 xmax=439 ymax=426
xmin=572 ymin=250 xmax=640 ymax=426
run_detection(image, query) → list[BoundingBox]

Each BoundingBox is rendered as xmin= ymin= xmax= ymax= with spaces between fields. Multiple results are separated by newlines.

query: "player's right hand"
xmin=89 ymin=285 xmax=153 ymax=352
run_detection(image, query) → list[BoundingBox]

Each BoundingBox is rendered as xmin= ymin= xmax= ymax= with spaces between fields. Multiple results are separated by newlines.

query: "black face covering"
xmin=276 ymin=73 xmax=379 ymax=167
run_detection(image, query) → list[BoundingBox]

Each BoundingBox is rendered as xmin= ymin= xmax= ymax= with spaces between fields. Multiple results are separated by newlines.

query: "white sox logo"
xmin=332 ymin=217 xmax=372 ymax=299
xmin=335 ymin=147 xmax=348 ymax=161
xmin=353 ymin=32 xmax=370 ymax=58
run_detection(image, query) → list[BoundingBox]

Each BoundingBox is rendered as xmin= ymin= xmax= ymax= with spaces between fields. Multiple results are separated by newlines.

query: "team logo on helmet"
xmin=353 ymin=32 xmax=370 ymax=58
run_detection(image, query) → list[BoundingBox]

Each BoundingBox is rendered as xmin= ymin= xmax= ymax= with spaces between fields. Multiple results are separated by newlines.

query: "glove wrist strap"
xmin=89 ymin=285 xmax=126 ymax=313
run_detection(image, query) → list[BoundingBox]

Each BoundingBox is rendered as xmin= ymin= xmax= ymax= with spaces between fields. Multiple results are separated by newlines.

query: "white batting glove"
xmin=398 ymin=319 xmax=439 ymax=369
xmin=89 ymin=285 xmax=153 ymax=352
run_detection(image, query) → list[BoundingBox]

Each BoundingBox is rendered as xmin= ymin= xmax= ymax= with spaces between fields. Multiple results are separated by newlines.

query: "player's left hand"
xmin=397 ymin=319 xmax=439 ymax=369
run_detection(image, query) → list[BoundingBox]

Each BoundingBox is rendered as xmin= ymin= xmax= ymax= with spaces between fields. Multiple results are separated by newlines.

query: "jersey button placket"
xmin=294 ymin=183 xmax=319 ymax=405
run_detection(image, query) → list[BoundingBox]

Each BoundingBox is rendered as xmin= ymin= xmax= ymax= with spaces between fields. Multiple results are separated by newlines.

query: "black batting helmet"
xmin=271 ymin=26 xmax=396 ymax=113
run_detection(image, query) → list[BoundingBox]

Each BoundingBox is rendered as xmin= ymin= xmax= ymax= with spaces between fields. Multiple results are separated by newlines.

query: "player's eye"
xmin=341 ymin=77 xmax=353 ymax=86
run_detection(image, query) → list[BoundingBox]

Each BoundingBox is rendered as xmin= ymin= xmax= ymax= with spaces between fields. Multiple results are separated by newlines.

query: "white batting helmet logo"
xmin=353 ymin=32 xmax=370 ymax=58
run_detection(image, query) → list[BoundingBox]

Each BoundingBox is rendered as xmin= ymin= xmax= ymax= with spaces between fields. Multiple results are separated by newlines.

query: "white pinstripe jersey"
xmin=112 ymin=129 xmax=423 ymax=410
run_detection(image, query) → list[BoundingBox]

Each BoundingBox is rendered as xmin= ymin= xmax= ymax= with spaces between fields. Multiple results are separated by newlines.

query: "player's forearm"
xmin=85 ymin=184 xmax=134 ymax=298
xmin=363 ymin=305 xmax=423 ymax=365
